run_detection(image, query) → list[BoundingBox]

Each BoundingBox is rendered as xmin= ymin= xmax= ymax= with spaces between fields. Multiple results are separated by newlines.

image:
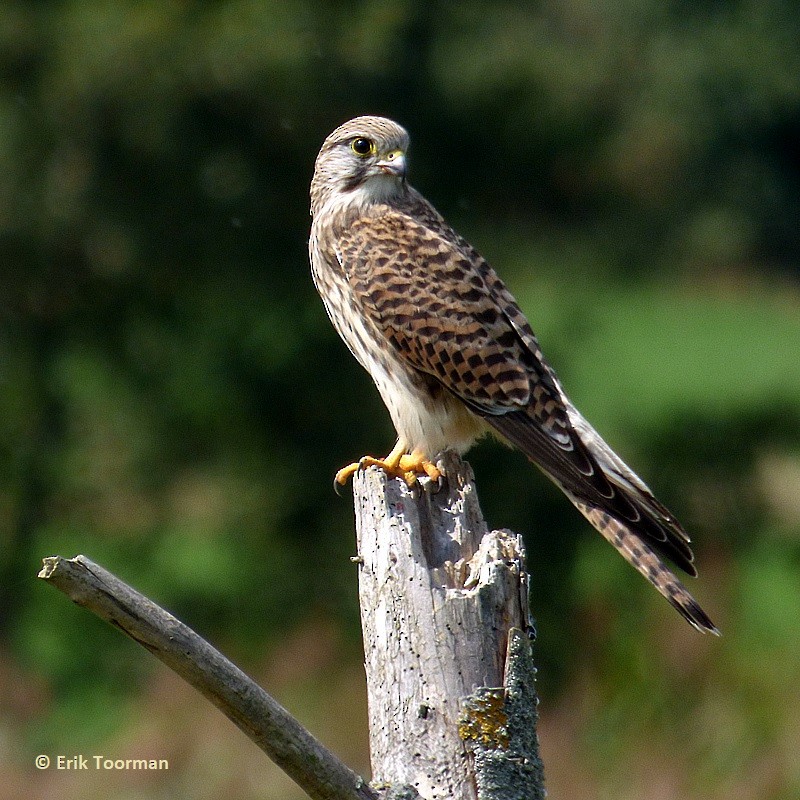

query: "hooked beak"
xmin=376 ymin=149 xmax=406 ymax=178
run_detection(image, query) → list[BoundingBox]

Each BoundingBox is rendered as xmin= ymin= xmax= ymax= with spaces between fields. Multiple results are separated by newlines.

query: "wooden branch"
xmin=353 ymin=453 xmax=544 ymax=800
xmin=38 ymin=555 xmax=392 ymax=800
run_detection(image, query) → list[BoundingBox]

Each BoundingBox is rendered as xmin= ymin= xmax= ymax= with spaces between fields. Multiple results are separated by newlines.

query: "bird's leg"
xmin=334 ymin=441 xmax=441 ymax=488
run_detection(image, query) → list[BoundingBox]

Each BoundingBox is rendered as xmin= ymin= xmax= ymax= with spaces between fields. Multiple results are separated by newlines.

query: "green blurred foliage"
xmin=1 ymin=1 xmax=799 ymax=798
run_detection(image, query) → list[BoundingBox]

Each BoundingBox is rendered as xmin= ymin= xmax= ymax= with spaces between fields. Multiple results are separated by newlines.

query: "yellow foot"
xmin=398 ymin=453 xmax=442 ymax=483
xmin=334 ymin=444 xmax=441 ymax=489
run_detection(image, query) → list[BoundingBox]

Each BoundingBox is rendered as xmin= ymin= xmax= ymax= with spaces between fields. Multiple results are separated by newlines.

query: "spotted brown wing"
xmin=336 ymin=205 xmax=698 ymax=578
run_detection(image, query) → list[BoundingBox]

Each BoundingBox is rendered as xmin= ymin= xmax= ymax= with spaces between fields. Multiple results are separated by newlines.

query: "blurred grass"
xmin=527 ymin=279 xmax=800 ymax=433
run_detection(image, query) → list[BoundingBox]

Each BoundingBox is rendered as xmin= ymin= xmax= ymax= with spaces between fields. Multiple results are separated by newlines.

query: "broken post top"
xmin=354 ymin=451 xmax=513 ymax=583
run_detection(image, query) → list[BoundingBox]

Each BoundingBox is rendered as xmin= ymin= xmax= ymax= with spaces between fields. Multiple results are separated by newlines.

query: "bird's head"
xmin=311 ymin=116 xmax=410 ymax=216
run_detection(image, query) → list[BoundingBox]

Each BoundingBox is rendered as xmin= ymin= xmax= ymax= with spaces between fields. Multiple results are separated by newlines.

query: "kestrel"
xmin=309 ymin=115 xmax=717 ymax=634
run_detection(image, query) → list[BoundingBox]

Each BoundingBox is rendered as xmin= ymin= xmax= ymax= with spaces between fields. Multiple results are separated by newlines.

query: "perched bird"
xmin=309 ymin=115 xmax=718 ymax=634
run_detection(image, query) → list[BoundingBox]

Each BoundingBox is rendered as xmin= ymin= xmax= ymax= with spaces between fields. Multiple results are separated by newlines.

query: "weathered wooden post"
xmin=353 ymin=452 xmax=545 ymax=799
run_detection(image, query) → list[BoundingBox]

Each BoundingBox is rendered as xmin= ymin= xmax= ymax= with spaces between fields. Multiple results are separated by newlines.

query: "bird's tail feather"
xmin=571 ymin=499 xmax=720 ymax=635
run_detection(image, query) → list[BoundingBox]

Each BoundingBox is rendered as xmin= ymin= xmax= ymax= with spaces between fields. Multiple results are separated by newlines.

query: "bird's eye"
xmin=351 ymin=137 xmax=374 ymax=157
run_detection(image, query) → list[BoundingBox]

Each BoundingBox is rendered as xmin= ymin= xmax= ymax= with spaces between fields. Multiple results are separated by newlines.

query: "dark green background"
xmin=2 ymin=2 xmax=799 ymax=798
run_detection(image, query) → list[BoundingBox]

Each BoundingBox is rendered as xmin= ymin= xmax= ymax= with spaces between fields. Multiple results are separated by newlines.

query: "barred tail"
xmin=572 ymin=500 xmax=720 ymax=635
